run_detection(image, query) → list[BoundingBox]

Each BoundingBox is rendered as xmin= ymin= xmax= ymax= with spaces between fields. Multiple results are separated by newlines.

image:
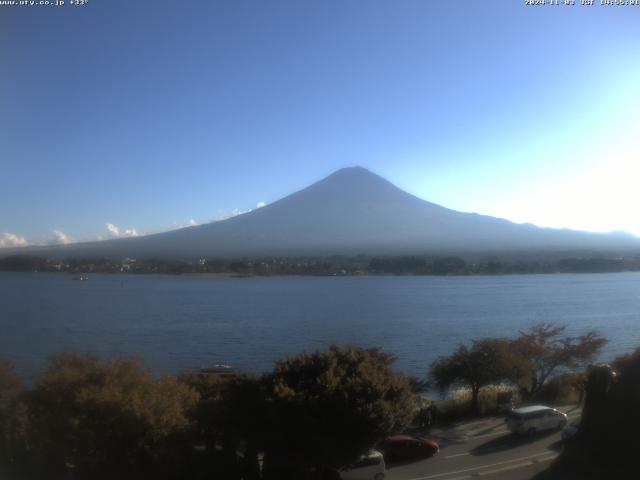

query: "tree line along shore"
xmin=2 ymin=253 xmax=640 ymax=276
xmin=1 ymin=323 xmax=624 ymax=480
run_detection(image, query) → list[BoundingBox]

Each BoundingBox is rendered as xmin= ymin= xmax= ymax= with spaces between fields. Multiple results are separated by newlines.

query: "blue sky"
xmin=1 ymin=0 xmax=639 ymax=246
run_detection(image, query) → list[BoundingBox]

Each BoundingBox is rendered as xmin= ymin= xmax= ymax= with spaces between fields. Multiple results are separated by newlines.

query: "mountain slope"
xmin=4 ymin=167 xmax=640 ymax=259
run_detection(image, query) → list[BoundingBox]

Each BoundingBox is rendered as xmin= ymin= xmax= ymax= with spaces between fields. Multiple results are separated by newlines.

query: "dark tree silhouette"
xmin=262 ymin=345 xmax=415 ymax=480
xmin=430 ymin=339 xmax=524 ymax=414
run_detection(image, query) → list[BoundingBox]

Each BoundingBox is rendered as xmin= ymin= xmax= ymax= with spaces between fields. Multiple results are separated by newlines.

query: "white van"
xmin=340 ymin=450 xmax=385 ymax=480
xmin=506 ymin=405 xmax=567 ymax=436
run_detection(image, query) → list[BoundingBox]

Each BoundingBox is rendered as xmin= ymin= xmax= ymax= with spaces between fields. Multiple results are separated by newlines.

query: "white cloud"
xmin=188 ymin=218 xmax=199 ymax=226
xmin=211 ymin=205 xmax=260 ymax=222
xmin=0 ymin=232 xmax=28 ymax=248
xmin=106 ymin=223 xmax=120 ymax=237
xmin=106 ymin=223 xmax=139 ymax=238
xmin=231 ymin=208 xmax=251 ymax=217
xmin=52 ymin=230 xmax=74 ymax=245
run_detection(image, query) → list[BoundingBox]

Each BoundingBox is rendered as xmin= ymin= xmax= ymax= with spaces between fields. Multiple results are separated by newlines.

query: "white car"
xmin=340 ymin=450 xmax=385 ymax=480
xmin=506 ymin=405 xmax=568 ymax=436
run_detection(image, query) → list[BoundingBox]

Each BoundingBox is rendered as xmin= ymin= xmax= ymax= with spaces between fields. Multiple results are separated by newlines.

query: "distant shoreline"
xmin=2 ymin=252 xmax=640 ymax=277
xmin=3 ymin=270 xmax=640 ymax=279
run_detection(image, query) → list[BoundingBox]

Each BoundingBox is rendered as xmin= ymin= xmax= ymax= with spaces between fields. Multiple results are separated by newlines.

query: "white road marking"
xmin=477 ymin=455 xmax=557 ymax=477
xmin=406 ymin=451 xmax=555 ymax=480
xmin=444 ymin=453 xmax=470 ymax=459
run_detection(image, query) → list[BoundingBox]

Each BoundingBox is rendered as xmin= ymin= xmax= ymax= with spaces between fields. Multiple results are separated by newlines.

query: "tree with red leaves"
xmin=511 ymin=323 xmax=607 ymax=397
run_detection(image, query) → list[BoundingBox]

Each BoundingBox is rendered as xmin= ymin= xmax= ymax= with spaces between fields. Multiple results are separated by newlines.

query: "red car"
xmin=380 ymin=435 xmax=439 ymax=461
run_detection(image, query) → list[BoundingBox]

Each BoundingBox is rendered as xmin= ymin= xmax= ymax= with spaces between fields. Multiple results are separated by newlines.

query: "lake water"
xmin=1 ymin=271 xmax=640 ymax=380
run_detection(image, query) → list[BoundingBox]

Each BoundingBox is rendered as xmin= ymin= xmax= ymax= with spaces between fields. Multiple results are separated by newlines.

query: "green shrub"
xmin=24 ymin=353 xmax=200 ymax=480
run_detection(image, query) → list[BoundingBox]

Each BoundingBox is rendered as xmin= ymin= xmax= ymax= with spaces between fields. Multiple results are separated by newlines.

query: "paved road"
xmin=386 ymin=406 xmax=581 ymax=480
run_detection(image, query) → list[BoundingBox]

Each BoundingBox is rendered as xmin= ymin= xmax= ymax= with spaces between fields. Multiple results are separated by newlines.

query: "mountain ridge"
xmin=3 ymin=167 xmax=639 ymax=259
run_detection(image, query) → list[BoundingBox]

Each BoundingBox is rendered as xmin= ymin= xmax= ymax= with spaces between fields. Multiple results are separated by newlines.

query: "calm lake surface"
xmin=2 ymin=272 xmax=640 ymax=380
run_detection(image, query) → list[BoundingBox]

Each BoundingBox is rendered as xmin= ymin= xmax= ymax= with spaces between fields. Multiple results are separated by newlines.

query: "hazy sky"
xmin=1 ymin=0 xmax=639 ymax=246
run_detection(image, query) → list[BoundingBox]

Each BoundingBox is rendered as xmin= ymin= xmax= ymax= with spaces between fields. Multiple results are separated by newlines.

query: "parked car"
xmin=506 ymin=405 xmax=568 ymax=436
xmin=380 ymin=435 xmax=439 ymax=461
xmin=339 ymin=450 xmax=385 ymax=480
xmin=561 ymin=422 xmax=579 ymax=442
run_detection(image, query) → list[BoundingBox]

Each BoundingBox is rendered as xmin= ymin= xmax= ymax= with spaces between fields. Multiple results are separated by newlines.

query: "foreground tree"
xmin=430 ymin=339 xmax=524 ymax=414
xmin=179 ymin=370 xmax=267 ymax=480
xmin=263 ymin=345 xmax=415 ymax=480
xmin=511 ymin=324 xmax=607 ymax=397
xmin=25 ymin=352 xmax=199 ymax=480
xmin=0 ymin=361 xmax=25 ymax=474
xmin=612 ymin=346 xmax=640 ymax=372
xmin=540 ymin=348 xmax=639 ymax=479
xmin=0 ymin=361 xmax=22 ymax=437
